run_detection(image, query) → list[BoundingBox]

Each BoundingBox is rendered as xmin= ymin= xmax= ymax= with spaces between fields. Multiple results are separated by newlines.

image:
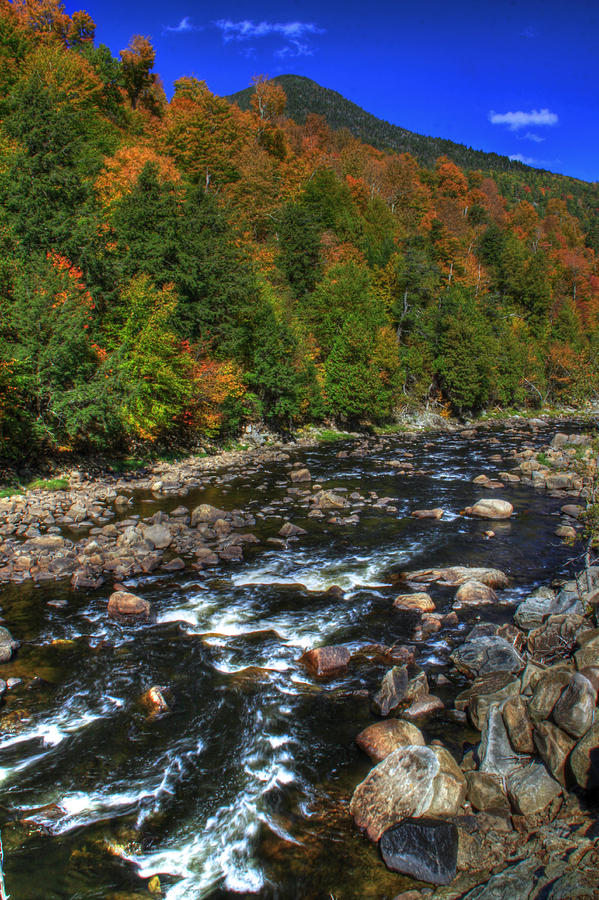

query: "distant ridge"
xmin=227 ymin=74 xmax=570 ymax=179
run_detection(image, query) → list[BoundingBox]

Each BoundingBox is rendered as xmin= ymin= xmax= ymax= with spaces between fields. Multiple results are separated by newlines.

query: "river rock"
xmin=451 ymin=636 xmax=523 ymax=678
xmin=480 ymin=705 xmax=525 ymax=777
xmin=455 ymin=671 xmax=517 ymax=711
xmin=527 ymin=615 xmax=587 ymax=663
xmin=569 ymin=722 xmax=599 ymax=788
xmin=552 ymin=672 xmax=596 ymax=738
xmin=299 ymin=644 xmax=351 ymax=677
xmin=394 ymin=592 xmax=435 ymax=612
xmin=0 ymin=627 xmax=18 ymax=663
xmin=107 ymin=591 xmax=151 ymax=620
xmin=506 ymin=762 xmax=562 ymax=817
xmin=454 ymin=580 xmax=498 ymax=607
xmin=513 ymin=587 xmax=559 ymax=631
xmin=533 ymin=722 xmax=575 ymax=785
xmin=289 ymin=467 xmax=311 ymax=483
xmin=466 ymin=772 xmax=509 ymax=811
xmin=502 ymin=696 xmax=535 ymax=754
xmin=528 ymin=667 xmax=572 ymax=721
xmin=464 ymin=498 xmax=513 ymax=520
xmin=141 ymin=686 xmax=171 ymax=715
xmin=372 ymin=665 xmax=408 ymax=715
xmin=313 ymin=490 xmax=348 ymax=511
xmin=355 ymin=720 xmax=424 ymax=763
xmin=143 ymin=523 xmax=172 ymax=549
xmin=349 ymin=745 xmax=440 ymax=841
xmin=190 ymin=504 xmax=227 ymax=526
xmin=402 ymin=695 xmax=444 ymax=720
xmin=379 ymin=818 xmax=458 ymax=885
xmin=411 ymin=508 xmax=444 ymax=519
xmin=468 ymin=679 xmax=520 ymax=731
xmin=279 ymin=522 xmax=307 ymax=538
xmin=403 ymin=566 xmax=509 ymax=588
xmin=427 ymin=746 xmax=467 ymax=816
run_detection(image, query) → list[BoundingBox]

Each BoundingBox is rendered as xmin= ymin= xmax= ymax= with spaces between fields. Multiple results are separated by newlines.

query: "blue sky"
xmin=81 ymin=0 xmax=598 ymax=182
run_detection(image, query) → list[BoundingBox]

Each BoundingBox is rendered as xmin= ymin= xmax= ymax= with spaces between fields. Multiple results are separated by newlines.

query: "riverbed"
xmin=0 ymin=424 xmax=584 ymax=899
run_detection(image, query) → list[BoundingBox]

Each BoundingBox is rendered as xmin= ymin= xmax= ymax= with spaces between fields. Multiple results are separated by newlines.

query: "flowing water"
xmin=0 ymin=426 xmax=583 ymax=899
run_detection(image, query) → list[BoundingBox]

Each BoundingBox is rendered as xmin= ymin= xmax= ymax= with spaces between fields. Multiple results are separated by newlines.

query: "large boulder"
xmin=552 ymin=672 xmax=596 ymax=738
xmin=464 ymin=498 xmax=513 ymax=520
xmin=355 ymin=720 xmax=425 ymax=763
xmin=299 ymin=644 xmax=351 ymax=677
xmin=372 ymin=665 xmax=408 ymax=715
xmin=107 ymin=591 xmax=151 ymax=620
xmin=380 ymin=818 xmax=458 ymax=886
xmin=349 ymin=745 xmax=439 ymax=841
xmin=451 ymin=636 xmax=523 ymax=678
xmin=468 ymin=679 xmax=520 ymax=731
xmin=533 ymin=722 xmax=575 ymax=785
xmin=569 ymin=722 xmax=599 ymax=789
xmin=454 ymin=580 xmax=498 ymax=607
xmin=528 ymin=667 xmax=572 ymax=721
xmin=506 ymin=762 xmax=562 ymax=816
xmin=514 ymin=587 xmax=559 ymax=631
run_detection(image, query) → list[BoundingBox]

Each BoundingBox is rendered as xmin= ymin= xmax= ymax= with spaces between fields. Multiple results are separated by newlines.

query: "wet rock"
xmin=451 ymin=636 xmax=523 ymax=678
xmin=455 ymin=671 xmax=517 ymax=713
xmin=299 ymin=644 xmax=351 ymax=677
xmin=0 ymin=626 xmax=18 ymax=663
xmin=349 ymin=745 xmax=440 ymax=841
xmin=313 ymin=490 xmax=348 ymax=511
xmin=427 ymin=746 xmax=467 ymax=816
xmin=411 ymin=508 xmax=444 ymax=519
xmin=355 ymin=720 xmax=425 ymax=763
xmin=464 ymin=498 xmax=513 ymax=520
xmin=552 ymin=672 xmax=596 ymax=738
xmin=289 ymin=467 xmax=311 ymax=483
xmin=454 ymin=580 xmax=498 ymax=607
xmin=502 ymin=696 xmax=535 ymax=754
xmin=466 ymin=772 xmax=509 ymax=811
xmin=480 ymin=705 xmax=525 ymax=777
xmin=141 ymin=686 xmax=171 ymax=715
xmin=190 ymin=504 xmax=227 ymax=526
xmin=545 ymin=472 xmax=578 ymax=490
xmin=468 ymin=679 xmax=520 ymax=731
xmin=372 ymin=665 xmax=409 ymax=716
xmin=162 ymin=557 xmax=185 ymax=572
xmin=506 ymin=761 xmax=562 ymax=816
xmin=401 ymin=695 xmax=444 ymax=720
xmin=513 ymin=587 xmax=559 ymax=630
xmin=534 ymin=722 xmax=575 ymax=785
xmin=561 ymin=504 xmax=584 ymax=519
xmin=394 ymin=592 xmax=435 ymax=612
xmin=279 ymin=522 xmax=307 ymax=538
xmin=380 ymin=818 xmax=458 ymax=885
xmin=556 ymin=525 xmax=576 ymax=540
xmin=569 ymin=722 xmax=599 ymax=789
xmin=107 ymin=591 xmax=151 ymax=621
xmin=528 ymin=667 xmax=572 ymax=721
xmin=403 ymin=566 xmax=509 ymax=589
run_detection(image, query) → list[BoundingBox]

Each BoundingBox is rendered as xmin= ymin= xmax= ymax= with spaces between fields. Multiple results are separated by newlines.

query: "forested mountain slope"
xmin=0 ymin=1 xmax=598 ymax=463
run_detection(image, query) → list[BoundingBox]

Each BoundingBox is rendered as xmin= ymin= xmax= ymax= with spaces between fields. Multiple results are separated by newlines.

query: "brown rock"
xmin=502 ymin=696 xmax=535 ymax=754
xmin=454 ymin=580 xmax=498 ymax=607
xmin=289 ymin=467 xmax=311 ymax=483
xmin=411 ymin=508 xmax=445 ymax=519
xmin=394 ymin=592 xmax=435 ymax=612
xmin=464 ymin=498 xmax=513 ymax=520
xmin=466 ymin=772 xmax=509 ymax=811
xmin=141 ymin=686 xmax=171 ymax=715
xmin=355 ymin=720 xmax=425 ymax=763
xmin=427 ymin=747 xmax=467 ymax=817
xmin=299 ymin=645 xmax=351 ymax=677
xmin=372 ymin=666 xmax=409 ymax=716
xmin=401 ymin=695 xmax=444 ymax=720
xmin=533 ymin=721 xmax=575 ymax=785
xmin=552 ymin=672 xmax=596 ymax=738
xmin=570 ymin=722 xmax=599 ymax=789
xmin=107 ymin=590 xmax=151 ymax=620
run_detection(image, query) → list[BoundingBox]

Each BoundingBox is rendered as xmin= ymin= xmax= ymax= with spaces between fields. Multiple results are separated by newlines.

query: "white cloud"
xmin=489 ymin=108 xmax=558 ymax=130
xmin=522 ymin=131 xmax=545 ymax=143
xmin=275 ymin=40 xmax=314 ymax=59
xmin=509 ymin=153 xmax=538 ymax=165
xmin=164 ymin=16 xmax=196 ymax=34
xmin=215 ymin=19 xmax=324 ymax=42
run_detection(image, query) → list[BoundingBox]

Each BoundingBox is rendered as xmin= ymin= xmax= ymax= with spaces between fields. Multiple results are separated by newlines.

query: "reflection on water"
xmin=0 ymin=426 xmax=582 ymax=898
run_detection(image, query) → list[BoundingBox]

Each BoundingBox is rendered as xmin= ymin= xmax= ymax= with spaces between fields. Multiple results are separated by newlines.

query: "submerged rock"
xmin=379 ymin=818 xmax=458 ymax=885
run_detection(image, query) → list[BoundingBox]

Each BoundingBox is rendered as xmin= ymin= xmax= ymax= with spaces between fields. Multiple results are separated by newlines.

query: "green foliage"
xmin=435 ymin=289 xmax=494 ymax=413
xmin=27 ymin=477 xmax=70 ymax=491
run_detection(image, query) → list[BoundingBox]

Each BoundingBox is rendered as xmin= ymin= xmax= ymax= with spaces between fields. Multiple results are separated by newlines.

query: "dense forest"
xmin=0 ymin=0 xmax=598 ymax=462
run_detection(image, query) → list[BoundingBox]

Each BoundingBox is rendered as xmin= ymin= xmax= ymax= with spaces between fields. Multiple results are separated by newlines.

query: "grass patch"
xmin=373 ymin=423 xmax=410 ymax=435
xmin=313 ymin=429 xmax=354 ymax=442
xmin=0 ymin=486 xmax=24 ymax=499
xmin=26 ymin=477 xmax=70 ymax=492
xmin=536 ymin=451 xmax=550 ymax=467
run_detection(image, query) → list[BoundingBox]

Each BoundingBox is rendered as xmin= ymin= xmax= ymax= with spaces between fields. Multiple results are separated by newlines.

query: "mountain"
xmin=227 ymin=74 xmax=533 ymax=173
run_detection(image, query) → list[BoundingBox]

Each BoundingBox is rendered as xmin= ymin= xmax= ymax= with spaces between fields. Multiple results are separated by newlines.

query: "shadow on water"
xmin=0 ymin=424 xmax=587 ymax=898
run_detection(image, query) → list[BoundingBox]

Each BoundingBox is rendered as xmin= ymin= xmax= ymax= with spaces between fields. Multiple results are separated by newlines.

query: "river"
xmin=0 ymin=425 xmax=581 ymax=899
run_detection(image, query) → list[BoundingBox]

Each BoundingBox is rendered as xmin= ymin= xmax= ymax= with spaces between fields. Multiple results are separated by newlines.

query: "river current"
xmin=0 ymin=425 xmax=582 ymax=898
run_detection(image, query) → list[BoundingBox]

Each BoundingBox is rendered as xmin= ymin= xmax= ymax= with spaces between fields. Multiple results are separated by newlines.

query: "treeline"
xmin=0 ymin=0 xmax=598 ymax=461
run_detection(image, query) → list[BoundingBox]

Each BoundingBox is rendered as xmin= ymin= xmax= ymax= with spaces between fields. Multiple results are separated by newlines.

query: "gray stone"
xmin=349 ymin=745 xmax=440 ymax=841
xmin=143 ymin=524 xmax=172 ymax=549
xmin=479 ymin=705 xmax=526 ymax=777
xmin=380 ymin=818 xmax=458 ymax=886
xmin=506 ymin=761 xmax=562 ymax=816
xmin=513 ymin=587 xmax=559 ymax=631
xmin=466 ymin=772 xmax=509 ymax=811
xmin=0 ymin=627 xmax=18 ymax=663
xmin=461 ymin=858 xmax=539 ymax=899
xmin=190 ymin=504 xmax=228 ymax=526
xmin=451 ymin=636 xmax=523 ymax=678
xmin=372 ymin=666 xmax=409 ymax=715
xmin=552 ymin=672 xmax=596 ymax=738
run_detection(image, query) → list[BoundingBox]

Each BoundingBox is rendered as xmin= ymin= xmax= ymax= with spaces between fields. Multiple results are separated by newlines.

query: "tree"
xmin=119 ymin=35 xmax=157 ymax=111
xmin=250 ymin=74 xmax=286 ymax=122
